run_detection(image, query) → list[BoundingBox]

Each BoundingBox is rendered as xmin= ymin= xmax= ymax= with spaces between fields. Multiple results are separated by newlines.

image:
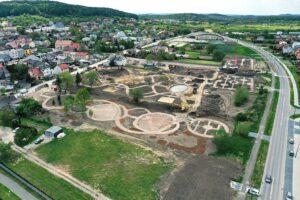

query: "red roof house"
xmin=29 ymin=67 xmax=44 ymax=79
xmin=55 ymin=40 xmax=73 ymax=51
xmin=75 ymin=52 xmax=89 ymax=60
xmin=59 ymin=63 xmax=69 ymax=71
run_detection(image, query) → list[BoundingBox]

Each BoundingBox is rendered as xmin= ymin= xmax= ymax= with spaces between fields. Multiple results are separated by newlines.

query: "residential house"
xmin=55 ymin=40 xmax=72 ymax=51
xmin=276 ymin=41 xmax=287 ymax=50
xmin=0 ymin=52 xmax=11 ymax=63
xmin=52 ymin=64 xmax=69 ymax=75
xmin=9 ymin=49 xmax=24 ymax=59
xmin=114 ymin=31 xmax=128 ymax=41
xmin=29 ymin=67 xmax=44 ymax=80
xmin=74 ymin=52 xmax=89 ymax=61
xmin=295 ymin=50 xmax=300 ymax=60
xmin=292 ymin=42 xmax=300 ymax=50
xmin=0 ymin=64 xmax=10 ymax=80
xmin=282 ymin=45 xmax=293 ymax=54
xmin=22 ymin=55 xmax=42 ymax=66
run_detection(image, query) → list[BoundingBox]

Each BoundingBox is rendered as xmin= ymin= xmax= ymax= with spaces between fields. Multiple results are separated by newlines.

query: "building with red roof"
xmin=29 ymin=67 xmax=44 ymax=80
xmin=59 ymin=63 xmax=69 ymax=71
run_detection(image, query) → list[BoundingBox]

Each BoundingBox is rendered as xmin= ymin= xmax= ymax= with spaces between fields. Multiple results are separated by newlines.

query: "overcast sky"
xmin=56 ymin=0 xmax=300 ymax=15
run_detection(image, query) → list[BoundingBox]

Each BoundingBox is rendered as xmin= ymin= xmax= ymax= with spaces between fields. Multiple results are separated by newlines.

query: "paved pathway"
xmin=0 ymin=172 xmax=38 ymax=200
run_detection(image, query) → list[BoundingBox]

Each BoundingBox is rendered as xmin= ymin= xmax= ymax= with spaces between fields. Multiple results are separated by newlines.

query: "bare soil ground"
xmin=158 ymin=155 xmax=242 ymax=200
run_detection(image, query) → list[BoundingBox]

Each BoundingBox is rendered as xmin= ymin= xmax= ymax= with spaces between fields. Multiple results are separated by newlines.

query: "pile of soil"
xmin=196 ymin=93 xmax=226 ymax=117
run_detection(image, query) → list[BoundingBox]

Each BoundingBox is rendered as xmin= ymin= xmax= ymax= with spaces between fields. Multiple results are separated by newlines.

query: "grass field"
xmin=0 ymin=183 xmax=20 ymax=200
xmin=177 ymin=59 xmax=221 ymax=66
xmin=264 ymin=77 xmax=280 ymax=136
xmin=36 ymin=129 xmax=171 ymax=200
xmin=251 ymin=141 xmax=269 ymax=188
xmin=6 ymin=159 xmax=92 ymax=200
xmin=186 ymin=51 xmax=201 ymax=59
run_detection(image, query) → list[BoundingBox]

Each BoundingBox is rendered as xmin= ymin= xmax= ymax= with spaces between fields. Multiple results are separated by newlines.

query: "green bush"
xmin=234 ymin=86 xmax=249 ymax=106
xmin=16 ymin=98 xmax=42 ymax=117
xmin=0 ymin=142 xmax=18 ymax=162
xmin=129 ymin=88 xmax=144 ymax=103
xmin=14 ymin=127 xmax=38 ymax=147
xmin=212 ymin=50 xmax=225 ymax=61
xmin=235 ymin=122 xmax=253 ymax=137
xmin=0 ymin=108 xmax=16 ymax=128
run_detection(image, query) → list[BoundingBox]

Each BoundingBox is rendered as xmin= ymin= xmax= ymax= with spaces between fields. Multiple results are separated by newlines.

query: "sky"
xmin=57 ymin=0 xmax=300 ymax=15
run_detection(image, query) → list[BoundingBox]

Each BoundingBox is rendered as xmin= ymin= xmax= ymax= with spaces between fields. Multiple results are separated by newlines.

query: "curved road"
xmin=228 ymin=38 xmax=294 ymax=200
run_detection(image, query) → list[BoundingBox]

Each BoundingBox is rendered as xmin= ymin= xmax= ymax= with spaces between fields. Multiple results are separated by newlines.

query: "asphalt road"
xmin=237 ymin=40 xmax=292 ymax=200
xmin=0 ymin=172 xmax=38 ymax=200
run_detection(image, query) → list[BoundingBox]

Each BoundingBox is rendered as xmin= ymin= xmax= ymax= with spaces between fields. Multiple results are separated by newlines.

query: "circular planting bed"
xmin=170 ymin=84 xmax=188 ymax=93
xmin=87 ymin=101 xmax=121 ymax=121
xmin=133 ymin=112 xmax=176 ymax=133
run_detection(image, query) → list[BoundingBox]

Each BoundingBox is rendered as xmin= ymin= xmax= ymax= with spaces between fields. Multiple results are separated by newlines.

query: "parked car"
xmin=246 ymin=187 xmax=260 ymax=196
xmin=286 ymin=192 xmax=293 ymax=200
xmin=289 ymin=138 xmax=294 ymax=144
xmin=265 ymin=175 xmax=272 ymax=183
xmin=289 ymin=150 xmax=294 ymax=157
xmin=20 ymin=88 xmax=28 ymax=94
xmin=34 ymin=138 xmax=44 ymax=145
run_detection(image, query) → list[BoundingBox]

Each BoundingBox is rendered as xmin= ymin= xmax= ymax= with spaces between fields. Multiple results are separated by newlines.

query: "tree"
xmin=63 ymin=95 xmax=75 ymax=112
xmin=14 ymin=127 xmax=38 ymax=147
xmin=7 ymin=64 xmax=30 ymax=81
xmin=0 ymin=108 xmax=16 ymax=128
xmin=75 ymin=72 xmax=82 ymax=86
xmin=0 ymin=88 xmax=6 ymax=96
xmin=212 ymin=50 xmax=225 ymax=61
xmin=234 ymin=86 xmax=249 ymax=106
xmin=206 ymin=44 xmax=217 ymax=54
xmin=129 ymin=88 xmax=144 ymax=103
xmin=75 ymin=88 xmax=90 ymax=111
xmin=59 ymin=72 xmax=74 ymax=93
xmin=16 ymin=98 xmax=42 ymax=117
xmin=0 ymin=142 xmax=17 ymax=162
xmin=17 ymin=27 xmax=26 ymax=35
xmin=57 ymin=94 xmax=62 ymax=105
xmin=84 ymin=71 xmax=98 ymax=88
xmin=56 ymin=75 xmax=61 ymax=92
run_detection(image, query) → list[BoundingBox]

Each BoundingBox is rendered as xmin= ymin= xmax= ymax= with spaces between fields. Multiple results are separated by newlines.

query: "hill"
xmin=140 ymin=13 xmax=300 ymax=23
xmin=0 ymin=0 xmax=138 ymax=19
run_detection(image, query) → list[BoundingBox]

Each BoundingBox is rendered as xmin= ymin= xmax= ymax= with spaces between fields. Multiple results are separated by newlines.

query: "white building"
xmin=9 ymin=49 xmax=24 ymax=59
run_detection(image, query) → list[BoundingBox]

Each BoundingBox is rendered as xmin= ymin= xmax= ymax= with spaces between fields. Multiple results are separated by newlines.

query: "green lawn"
xmin=6 ymin=159 xmax=92 ymax=200
xmin=186 ymin=51 xmax=201 ymax=59
xmin=264 ymin=77 xmax=280 ymax=136
xmin=36 ymin=129 xmax=171 ymax=200
xmin=177 ymin=59 xmax=221 ymax=66
xmin=251 ymin=141 xmax=269 ymax=188
xmin=281 ymin=58 xmax=300 ymax=106
xmin=0 ymin=183 xmax=20 ymax=200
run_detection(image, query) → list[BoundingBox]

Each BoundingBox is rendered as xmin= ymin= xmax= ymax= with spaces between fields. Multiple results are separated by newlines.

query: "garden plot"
xmin=213 ymin=74 xmax=254 ymax=91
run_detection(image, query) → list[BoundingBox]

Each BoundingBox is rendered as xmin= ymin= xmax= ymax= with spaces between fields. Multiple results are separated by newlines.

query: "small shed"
xmin=44 ymin=126 xmax=63 ymax=138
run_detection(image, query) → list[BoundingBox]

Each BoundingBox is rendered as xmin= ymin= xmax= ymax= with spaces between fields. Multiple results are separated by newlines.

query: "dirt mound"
xmin=196 ymin=93 xmax=226 ymax=117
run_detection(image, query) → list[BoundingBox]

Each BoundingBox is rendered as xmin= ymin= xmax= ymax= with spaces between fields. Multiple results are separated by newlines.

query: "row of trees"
xmin=57 ymin=71 xmax=99 ymax=93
